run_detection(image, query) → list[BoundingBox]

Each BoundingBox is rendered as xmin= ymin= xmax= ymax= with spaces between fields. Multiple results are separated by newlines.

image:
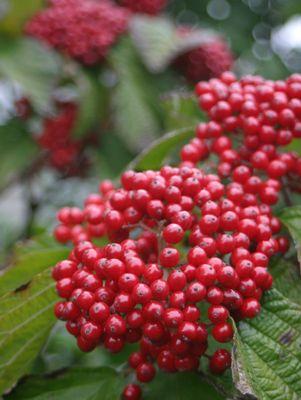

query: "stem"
xmin=281 ymin=178 xmax=293 ymax=207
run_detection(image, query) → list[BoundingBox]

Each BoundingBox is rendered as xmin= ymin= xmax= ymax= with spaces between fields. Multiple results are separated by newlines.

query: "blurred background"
xmin=0 ymin=0 xmax=300 ymax=263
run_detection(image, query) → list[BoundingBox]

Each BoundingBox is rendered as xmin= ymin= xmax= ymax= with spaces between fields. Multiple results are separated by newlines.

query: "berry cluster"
xmin=186 ymin=72 xmax=301 ymax=184
xmin=53 ymin=164 xmax=288 ymax=399
xmin=174 ymin=37 xmax=233 ymax=83
xmin=119 ymin=0 xmax=168 ymax=15
xmin=37 ymin=103 xmax=88 ymax=175
xmin=25 ymin=0 xmax=129 ymax=65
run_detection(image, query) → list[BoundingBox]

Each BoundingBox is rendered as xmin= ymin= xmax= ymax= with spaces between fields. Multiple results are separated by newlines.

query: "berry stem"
xmin=281 ymin=178 xmax=293 ymax=207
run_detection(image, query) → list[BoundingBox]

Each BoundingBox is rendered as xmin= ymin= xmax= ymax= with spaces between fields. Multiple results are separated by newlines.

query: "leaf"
xmin=285 ymin=139 xmax=301 ymax=156
xmin=72 ymin=68 xmax=106 ymax=139
xmin=99 ymin=133 xmax=133 ymax=175
xmin=0 ymin=269 xmax=57 ymax=395
xmin=233 ymin=287 xmax=301 ymax=400
xmin=5 ymin=367 xmax=123 ymax=400
xmin=271 ymin=258 xmax=301 ymax=306
xmin=0 ymin=0 xmax=44 ymax=37
xmin=0 ymin=119 xmax=38 ymax=191
xmin=161 ymin=92 xmax=205 ymax=130
xmin=109 ymin=37 xmax=162 ymax=152
xmin=128 ymin=126 xmax=194 ymax=171
xmin=278 ymin=206 xmax=301 ymax=271
xmin=0 ymin=238 xmax=69 ymax=297
xmin=129 ymin=15 xmax=218 ymax=73
xmin=145 ymin=371 xmax=224 ymax=400
xmin=0 ymin=38 xmax=61 ymax=113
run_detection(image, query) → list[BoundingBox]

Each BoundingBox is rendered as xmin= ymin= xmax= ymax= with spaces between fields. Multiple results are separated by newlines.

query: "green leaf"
xmin=0 ymin=38 xmax=61 ymax=113
xmin=161 ymin=92 xmax=204 ymax=130
xmin=271 ymin=257 xmax=301 ymax=306
xmin=279 ymin=206 xmax=301 ymax=271
xmin=5 ymin=367 xmax=123 ymax=400
xmin=233 ymin=287 xmax=301 ymax=400
xmin=128 ymin=127 xmax=194 ymax=171
xmin=285 ymin=139 xmax=301 ymax=156
xmin=0 ymin=269 xmax=57 ymax=395
xmin=0 ymin=119 xmax=38 ymax=191
xmin=145 ymin=371 xmax=224 ymax=400
xmin=0 ymin=0 xmax=44 ymax=37
xmin=99 ymin=133 xmax=133 ymax=175
xmin=0 ymin=238 xmax=69 ymax=297
xmin=130 ymin=15 xmax=218 ymax=73
xmin=109 ymin=37 xmax=162 ymax=152
xmin=72 ymin=68 xmax=106 ymax=139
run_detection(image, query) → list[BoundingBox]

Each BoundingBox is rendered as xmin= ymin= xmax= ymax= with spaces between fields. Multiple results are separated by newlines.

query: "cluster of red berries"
xmin=25 ymin=0 xmax=129 ymax=65
xmin=119 ymin=0 xmax=168 ymax=15
xmin=184 ymin=72 xmax=301 ymax=184
xmin=174 ymin=37 xmax=233 ymax=83
xmin=37 ymin=103 xmax=88 ymax=175
xmin=53 ymin=163 xmax=288 ymax=399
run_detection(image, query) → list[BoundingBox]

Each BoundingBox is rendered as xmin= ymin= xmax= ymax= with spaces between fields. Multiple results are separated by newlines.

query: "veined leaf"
xmin=5 ymin=367 xmax=123 ymax=400
xmin=233 ymin=287 xmax=301 ymax=400
xmin=0 ymin=269 xmax=57 ymax=395
xmin=130 ymin=15 xmax=218 ymax=73
xmin=0 ymin=38 xmax=61 ymax=113
xmin=0 ymin=239 xmax=69 ymax=297
xmin=128 ymin=126 xmax=194 ymax=171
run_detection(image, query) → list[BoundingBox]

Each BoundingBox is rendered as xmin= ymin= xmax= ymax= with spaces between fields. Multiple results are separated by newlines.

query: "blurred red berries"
xmin=175 ymin=36 xmax=233 ymax=83
xmin=25 ymin=0 xmax=129 ymax=65
xmin=120 ymin=0 xmax=168 ymax=15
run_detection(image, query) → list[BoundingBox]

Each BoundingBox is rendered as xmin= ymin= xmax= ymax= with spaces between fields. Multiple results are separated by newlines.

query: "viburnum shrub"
xmin=51 ymin=72 xmax=298 ymax=400
xmin=25 ymin=0 xmax=130 ymax=65
xmin=36 ymin=102 xmax=91 ymax=175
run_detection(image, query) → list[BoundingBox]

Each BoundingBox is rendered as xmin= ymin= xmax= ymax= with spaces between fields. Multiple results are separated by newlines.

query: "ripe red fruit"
xmin=210 ymin=349 xmax=231 ymax=374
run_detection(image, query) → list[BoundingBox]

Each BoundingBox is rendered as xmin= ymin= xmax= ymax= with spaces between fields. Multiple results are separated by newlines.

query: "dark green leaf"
xmin=130 ymin=15 xmax=218 ymax=73
xmin=0 ymin=38 xmax=61 ymax=113
xmin=233 ymin=287 xmax=301 ymax=400
xmin=5 ymin=367 xmax=123 ymax=400
xmin=0 ymin=269 xmax=57 ymax=395
xmin=128 ymin=126 xmax=194 ymax=171
xmin=271 ymin=257 xmax=301 ymax=306
xmin=0 ymin=238 xmax=69 ymax=296
xmin=145 ymin=371 xmax=224 ymax=400
xmin=99 ymin=133 xmax=133 ymax=175
xmin=0 ymin=0 xmax=44 ymax=36
xmin=279 ymin=206 xmax=301 ymax=271
xmin=0 ymin=119 xmax=38 ymax=191
xmin=109 ymin=38 xmax=162 ymax=152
